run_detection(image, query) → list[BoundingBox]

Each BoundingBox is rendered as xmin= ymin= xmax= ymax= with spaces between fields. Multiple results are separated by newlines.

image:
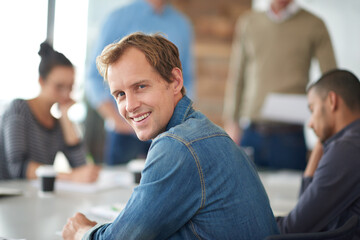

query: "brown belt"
xmin=249 ymin=122 xmax=303 ymax=135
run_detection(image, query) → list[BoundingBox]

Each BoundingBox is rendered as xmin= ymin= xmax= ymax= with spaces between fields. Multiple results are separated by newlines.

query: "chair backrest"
xmin=265 ymin=215 xmax=359 ymax=240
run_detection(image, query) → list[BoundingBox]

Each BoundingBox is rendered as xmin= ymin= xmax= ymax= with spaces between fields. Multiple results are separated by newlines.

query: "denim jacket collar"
xmin=166 ymin=95 xmax=193 ymax=131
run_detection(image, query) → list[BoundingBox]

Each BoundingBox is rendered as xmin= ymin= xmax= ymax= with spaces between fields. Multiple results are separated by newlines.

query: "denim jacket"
xmin=84 ymin=96 xmax=279 ymax=239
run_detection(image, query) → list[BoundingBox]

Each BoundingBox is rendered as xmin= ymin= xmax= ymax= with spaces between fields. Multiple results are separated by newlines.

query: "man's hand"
xmin=62 ymin=212 xmax=97 ymax=240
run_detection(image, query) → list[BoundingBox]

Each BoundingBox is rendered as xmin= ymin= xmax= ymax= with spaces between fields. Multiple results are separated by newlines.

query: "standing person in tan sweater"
xmin=223 ymin=0 xmax=336 ymax=170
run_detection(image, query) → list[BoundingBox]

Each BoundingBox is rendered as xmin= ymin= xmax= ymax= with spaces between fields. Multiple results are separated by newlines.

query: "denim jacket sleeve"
xmin=86 ymin=135 xmax=203 ymax=240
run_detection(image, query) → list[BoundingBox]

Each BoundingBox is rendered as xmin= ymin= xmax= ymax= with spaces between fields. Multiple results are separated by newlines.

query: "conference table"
xmin=0 ymin=166 xmax=301 ymax=240
xmin=0 ymin=167 xmax=135 ymax=240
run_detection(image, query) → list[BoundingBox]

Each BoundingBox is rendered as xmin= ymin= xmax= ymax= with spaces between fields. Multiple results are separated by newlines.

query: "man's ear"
xmin=327 ymin=91 xmax=338 ymax=112
xmin=171 ymin=67 xmax=183 ymax=95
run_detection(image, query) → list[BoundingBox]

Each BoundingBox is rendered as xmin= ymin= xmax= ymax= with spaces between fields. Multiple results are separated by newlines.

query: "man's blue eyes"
xmin=117 ymin=85 xmax=146 ymax=98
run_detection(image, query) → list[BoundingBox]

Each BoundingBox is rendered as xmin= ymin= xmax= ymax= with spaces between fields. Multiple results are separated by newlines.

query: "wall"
xmin=172 ymin=0 xmax=252 ymax=126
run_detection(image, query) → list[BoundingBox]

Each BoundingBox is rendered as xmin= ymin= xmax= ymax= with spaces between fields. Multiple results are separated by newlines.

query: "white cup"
xmin=127 ymin=159 xmax=145 ymax=184
xmin=35 ymin=165 xmax=57 ymax=196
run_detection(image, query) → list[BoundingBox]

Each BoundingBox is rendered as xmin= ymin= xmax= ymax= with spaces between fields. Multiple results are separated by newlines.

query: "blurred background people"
xmin=223 ymin=0 xmax=337 ymax=170
xmin=84 ymin=0 xmax=195 ymax=165
xmin=0 ymin=42 xmax=99 ymax=182
xmin=277 ymin=69 xmax=360 ymax=235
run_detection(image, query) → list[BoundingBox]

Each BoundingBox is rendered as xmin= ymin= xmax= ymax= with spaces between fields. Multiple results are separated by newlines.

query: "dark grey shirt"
xmin=277 ymin=119 xmax=360 ymax=238
xmin=0 ymin=99 xmax=86 ymax=179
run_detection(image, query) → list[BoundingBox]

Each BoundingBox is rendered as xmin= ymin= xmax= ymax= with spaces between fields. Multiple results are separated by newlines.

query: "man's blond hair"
xmin=96 ymin=32 xmax=185 ymax=95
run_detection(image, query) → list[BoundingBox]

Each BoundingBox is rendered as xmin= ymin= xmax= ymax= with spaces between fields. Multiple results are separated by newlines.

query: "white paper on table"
xmin=87 ymin=203 xmax=126 ymax=222
xmin=32 ymin=168 xmax=134 ymax=193
xmin=261 ymin=93 xmax=310 ymax=124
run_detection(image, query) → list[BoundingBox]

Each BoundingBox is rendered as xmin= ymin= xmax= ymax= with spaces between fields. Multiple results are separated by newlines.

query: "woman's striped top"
xmin=0 ymin=99 xmax=86 ymax=179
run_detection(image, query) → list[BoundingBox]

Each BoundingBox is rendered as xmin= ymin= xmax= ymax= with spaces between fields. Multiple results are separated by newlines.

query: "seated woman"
xmin=0 ymin=42 xmax=99 ymax=182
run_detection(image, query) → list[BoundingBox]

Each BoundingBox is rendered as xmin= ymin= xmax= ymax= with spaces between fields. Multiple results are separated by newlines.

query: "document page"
xmin=261 ymin=93 xmax=310 ymax=124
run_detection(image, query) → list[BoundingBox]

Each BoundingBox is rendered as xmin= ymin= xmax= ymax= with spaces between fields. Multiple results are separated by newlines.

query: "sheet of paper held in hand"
xmin=261 ymin=93 xmax=310 ymax=124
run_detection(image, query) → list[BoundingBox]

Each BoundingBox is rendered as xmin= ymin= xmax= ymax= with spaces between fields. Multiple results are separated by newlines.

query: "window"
xmin=0 ymin=0 xmax=88 ymax=122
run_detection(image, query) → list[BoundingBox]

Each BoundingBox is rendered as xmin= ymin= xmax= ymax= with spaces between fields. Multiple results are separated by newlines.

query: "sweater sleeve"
xmin=2 ymin=113 xmax=30 ymax=178
xmin=62 ymin=142 xmax=87 ymax=168
xmin=313 ymin=19 xmax=337 ymax=72
xmin=277 ymin=141 xmax=360 ymax=233
xmin=223 ymin=13 xmax=249 ymax=122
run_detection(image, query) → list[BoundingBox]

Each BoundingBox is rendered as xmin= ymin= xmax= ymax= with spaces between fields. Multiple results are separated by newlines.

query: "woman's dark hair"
xmin=38 ymin=41 xmax=73 ymax=79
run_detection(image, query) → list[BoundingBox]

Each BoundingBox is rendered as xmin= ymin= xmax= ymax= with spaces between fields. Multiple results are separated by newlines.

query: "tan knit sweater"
xmin=223 ymin=9 xmax=336 ymax=123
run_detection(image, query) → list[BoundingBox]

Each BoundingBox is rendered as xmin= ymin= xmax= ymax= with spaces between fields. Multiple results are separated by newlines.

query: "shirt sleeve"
xmin=299 ymin=176 xmax=313 ymax=195
xmin=85 ymin=11 xmax=126 ymax=109
xmin=277 ymin=141 xmax=360 ymax=233
xmin=86 ymin=136 xmax=203 ymax=239
xmin=179 ymin=24 xmax=195 ymax=100
xmin=223 ymin=14 xmax=249 ymax=122
xmin=2 ymin=114 xmax=30 ymax=178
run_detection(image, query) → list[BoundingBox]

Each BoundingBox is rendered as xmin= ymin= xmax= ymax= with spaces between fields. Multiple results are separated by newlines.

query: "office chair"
xmin=265 ymin=215 xmax=358 ymax=240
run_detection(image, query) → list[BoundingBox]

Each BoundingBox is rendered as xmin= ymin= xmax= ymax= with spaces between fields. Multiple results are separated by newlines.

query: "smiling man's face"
xmin=108 ymin=47 xmax=179 ymax=141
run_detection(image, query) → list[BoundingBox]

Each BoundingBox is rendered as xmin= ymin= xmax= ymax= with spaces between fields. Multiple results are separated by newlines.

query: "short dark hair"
xmin=96 ymin=32 xmax=185 ymax=96
xmin=307 ymin=69 xmax=360 ymax=111
xmin=38 ymin=41 xmax=73 ymax=79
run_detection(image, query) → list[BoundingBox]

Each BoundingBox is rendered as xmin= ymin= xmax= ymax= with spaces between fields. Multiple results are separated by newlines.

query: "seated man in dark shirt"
xmin=277 ymin=69 xmax=360 ymax=237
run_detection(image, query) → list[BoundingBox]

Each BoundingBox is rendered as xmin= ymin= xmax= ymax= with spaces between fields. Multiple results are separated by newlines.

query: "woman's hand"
xmin=58 ymin=98 xmax=76 ymax=118
xmin=70 ymin=164 xmax=101 ymax=183
xmin=57 ymin=164 xmax=101 ymax=183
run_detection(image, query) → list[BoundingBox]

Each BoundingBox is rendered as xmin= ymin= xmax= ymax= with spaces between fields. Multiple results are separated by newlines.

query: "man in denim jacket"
xmin=63 ymin=33 xmax=279 ymax=240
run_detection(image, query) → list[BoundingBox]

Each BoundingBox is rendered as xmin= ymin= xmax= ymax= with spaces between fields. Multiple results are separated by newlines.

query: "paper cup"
xmin=35 ymin=165 xmax=57 ymax=196
xmin=127 ymin=159 xmax=145 ymax=184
